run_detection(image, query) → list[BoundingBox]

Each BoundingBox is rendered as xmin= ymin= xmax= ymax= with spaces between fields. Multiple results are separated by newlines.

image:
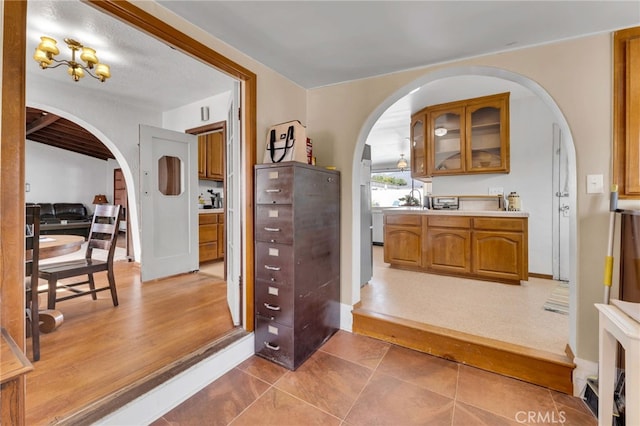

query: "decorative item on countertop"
xmin=263 ymin=120 xmax=312 ymax=164
xmin=399 ymin=193 xmax=420 ymax=206
xmin=507 ymin=191 xmax=521 ymax=211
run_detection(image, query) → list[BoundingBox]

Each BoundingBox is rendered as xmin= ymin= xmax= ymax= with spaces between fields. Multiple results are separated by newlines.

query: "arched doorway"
xmin=350 ymin=66 xmax=578 ymax=350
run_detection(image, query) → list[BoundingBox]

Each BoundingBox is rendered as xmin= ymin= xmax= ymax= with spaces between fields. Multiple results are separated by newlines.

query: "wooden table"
xmin=39 ymin=235 xmax=84 ymax=259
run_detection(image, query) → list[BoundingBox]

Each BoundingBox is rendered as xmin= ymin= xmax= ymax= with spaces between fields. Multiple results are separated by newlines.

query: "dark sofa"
xmin=29 ymin=203 xmax=92 ymax=238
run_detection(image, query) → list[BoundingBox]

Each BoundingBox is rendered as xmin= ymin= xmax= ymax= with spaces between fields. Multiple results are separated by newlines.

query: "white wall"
xmin=163 ymin=92 xmax=229 ymax=205
xmin=25 ymin=139 xmax=111 ymax=214
xmin=26 ymin=75 xmax=163 ymax=261
xmin=431 ymin=95 xmax=555 ymax=274
xmin=306 ymin=33 xmax=640 ymax=364
xmin=162 ymin=92 xmax=231 ymax=132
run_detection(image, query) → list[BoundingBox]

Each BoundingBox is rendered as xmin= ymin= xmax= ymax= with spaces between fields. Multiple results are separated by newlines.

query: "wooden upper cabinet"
xmin=410 ymin=116 xmax=426 ymax=178
xmin=198 ymin=137 xmax=207 ymax=178
xmin=198 ymin=131 xmax=224 ymax=181
xmin=411 ymin=92 xmax=510 ymax=177
xmin=428 ymin=105 xmax=465 ymax=175
xmin=614 ymin=26 xmax=640 ymax=198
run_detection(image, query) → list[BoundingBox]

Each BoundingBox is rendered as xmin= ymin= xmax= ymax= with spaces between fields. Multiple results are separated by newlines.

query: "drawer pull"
xmin=265 ymin=189 xmax=281 ymax=193
xmin=264 ymin=342 xmax=280 ymax=351
xmin=264 ymin=303 xmax=281 ymax=311
xmin=264 ymin=227 xmax=280 ymax=232
xmin=264 ymin=265 xmax=281 ymax=271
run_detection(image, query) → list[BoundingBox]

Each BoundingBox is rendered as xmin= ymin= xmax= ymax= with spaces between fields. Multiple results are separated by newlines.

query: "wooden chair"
xmin=25 ymin=205 xmax=41 ymax=361
xmin=39 ymin=204 xmax=121 ymax=310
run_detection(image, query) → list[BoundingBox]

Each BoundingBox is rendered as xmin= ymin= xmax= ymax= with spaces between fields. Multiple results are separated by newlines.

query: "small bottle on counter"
xmin=507 ymin=192 xmax=521 ymax=211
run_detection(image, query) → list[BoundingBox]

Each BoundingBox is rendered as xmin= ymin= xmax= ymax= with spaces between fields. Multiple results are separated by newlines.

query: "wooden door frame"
xmin=1 ymin=1 xmax=256 ymax=421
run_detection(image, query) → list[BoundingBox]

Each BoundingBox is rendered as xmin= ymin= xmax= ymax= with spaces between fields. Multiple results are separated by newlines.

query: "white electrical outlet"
xmin=488 ymin=187 xmax=504 ymax=195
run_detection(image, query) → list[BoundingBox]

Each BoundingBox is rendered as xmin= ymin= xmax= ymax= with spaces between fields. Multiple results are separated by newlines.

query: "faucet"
xmin=409 ymin=188 xmax=423 ymax=208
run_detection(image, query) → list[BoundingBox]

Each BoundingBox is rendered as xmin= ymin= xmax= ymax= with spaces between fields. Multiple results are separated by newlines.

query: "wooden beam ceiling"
xmin=25 ymin=107 xmax=114 ymax=160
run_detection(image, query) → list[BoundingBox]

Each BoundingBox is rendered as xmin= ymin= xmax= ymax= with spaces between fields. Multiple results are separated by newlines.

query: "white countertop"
xmin=198 ymin=208 xmax=224 ymax=214
xmin=382 ymin=207 xmax=529 ymax=218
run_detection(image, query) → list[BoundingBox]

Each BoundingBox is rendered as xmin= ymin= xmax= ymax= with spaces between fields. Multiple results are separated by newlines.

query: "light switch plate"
xmin=586 ymin=174 xmax=604 ymax=194
xmin=488 ymin=187 xmax=504 ymax=196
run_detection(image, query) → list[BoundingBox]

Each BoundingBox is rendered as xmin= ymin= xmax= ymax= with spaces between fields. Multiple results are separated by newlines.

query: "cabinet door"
xmin=383 ymin=225 xmax=422 ymax=267
xmin=217 ymin=213 xmax=225 ymax=259
xmin=614 ymin=27 xmax=640 ymax=197
xmin=410 ymin=115 xmax=426 ymax=177
xmin=428 ymin=106 xmax=465 ymax=175
xmin=466 ymin=94 xmax=509 ymax=173
xmin=206 ymin=131 xmax=224 ymax=180
xmin=472 ymin=231 xmax=524 ymax=282
xmin=425 ymin=228 xmax=471 ymax=274
xmin=197 ymin=136 xmax=207 ymax=178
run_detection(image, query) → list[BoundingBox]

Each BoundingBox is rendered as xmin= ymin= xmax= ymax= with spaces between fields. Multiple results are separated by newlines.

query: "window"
xmin=371 ymin=170 xmax=427 ymax=207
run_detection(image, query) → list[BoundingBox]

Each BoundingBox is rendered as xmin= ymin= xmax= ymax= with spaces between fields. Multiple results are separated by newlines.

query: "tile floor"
xmin=151 ymin=331 xmax=596 ymax=425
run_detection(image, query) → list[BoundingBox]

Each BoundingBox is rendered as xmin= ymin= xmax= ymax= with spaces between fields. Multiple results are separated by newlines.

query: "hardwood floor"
xmin=25 ymin=260 xmax=237 ymax=425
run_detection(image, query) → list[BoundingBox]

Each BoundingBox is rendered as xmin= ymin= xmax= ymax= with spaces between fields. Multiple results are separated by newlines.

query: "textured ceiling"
xmin=25 ymin=0 xmax=640 ymax=166
xmin=159 ymin=1 xmax=640 ymax=89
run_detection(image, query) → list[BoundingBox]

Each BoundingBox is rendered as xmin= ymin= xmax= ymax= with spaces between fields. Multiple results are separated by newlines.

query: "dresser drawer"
xmin=473 ymin=217 xmax=526 ymax=232
xmin=255 ymin=205 xmax=293 ymax=243
xmin=199 ymin=213 xmax=217 ymax=225
xmin=428 ymin=215 xmax=471 ymax=228
xmin=199 ymin=223 xmax=218 ymax=243
xmin=255 ymin=242 xmax=294 ymax=285
xmin=255 ymin=316 xmax=295 ymax=368
xmin=256 ymin=166 xmax=294 ymax=204
xmin=199 ymin=242 xmax=218 ymax=263
xmin=255 ymin=279 xmax=295 ymax=326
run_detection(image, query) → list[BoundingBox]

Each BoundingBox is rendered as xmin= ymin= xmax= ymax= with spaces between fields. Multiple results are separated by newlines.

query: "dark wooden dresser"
xmin=254 ymin=162 xmax=340 ymax=370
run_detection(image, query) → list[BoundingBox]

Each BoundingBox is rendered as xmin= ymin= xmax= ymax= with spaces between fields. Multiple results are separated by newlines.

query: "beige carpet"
xmin=361 ymin=246 xmax=569 ymax=356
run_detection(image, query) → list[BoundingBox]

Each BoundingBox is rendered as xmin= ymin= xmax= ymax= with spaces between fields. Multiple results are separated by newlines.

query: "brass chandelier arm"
xmin=45 ymin=59 xmax=107 ymax=82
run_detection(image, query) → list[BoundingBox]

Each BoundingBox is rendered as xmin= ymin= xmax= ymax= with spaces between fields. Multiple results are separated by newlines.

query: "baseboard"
xmin=340 ymin=302 xmax=354 ymax=332
xmin=572 ymin=356 xmax=598 ymax=397
xmin=529 ymin=272 xmax=554 ymax=280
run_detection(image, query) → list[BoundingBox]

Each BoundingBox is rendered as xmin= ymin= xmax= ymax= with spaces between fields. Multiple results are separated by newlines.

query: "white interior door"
xmin=226 ymin=82 xmax=241 ymax=325
xmin=139 ymin=124 xmax=198 ymax=281
xmin=552 ymin=123 xmax=570 ymax=281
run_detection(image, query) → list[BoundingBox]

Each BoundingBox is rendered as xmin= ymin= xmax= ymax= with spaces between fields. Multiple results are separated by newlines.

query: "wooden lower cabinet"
xmin=199 ymin=213 xmax=224 ymax=263
xmin=471 ymin=217 xmax=528 ymax=282
xmin=384 ymin=215 xmax=423 ymax=267
xmin=384 ymin=213 xmax=528 ymax=284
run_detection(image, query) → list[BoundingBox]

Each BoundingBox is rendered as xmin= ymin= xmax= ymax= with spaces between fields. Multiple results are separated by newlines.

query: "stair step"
xmin=352 ymin=307 xmax=575 ymax=394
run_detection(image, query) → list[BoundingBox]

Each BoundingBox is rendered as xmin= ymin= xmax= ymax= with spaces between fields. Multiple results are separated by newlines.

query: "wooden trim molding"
xmin=613 ymin=26 xmax=640 ymax=199
xmin=1 ymin=2 xmax=28 ymax=424
xmin=85 ymin=0 xmax=257 ymax=331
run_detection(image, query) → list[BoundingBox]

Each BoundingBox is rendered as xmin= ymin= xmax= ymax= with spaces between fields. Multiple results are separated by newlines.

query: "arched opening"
xmin=351 ymin=66 xmax=578 ymax=352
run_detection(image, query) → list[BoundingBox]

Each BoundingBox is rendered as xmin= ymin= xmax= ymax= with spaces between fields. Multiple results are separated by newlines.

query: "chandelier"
xmin=33 ymin=36 xmax=111 ymax=83
xmin=397 ymin=153 xmax=408 ymax=171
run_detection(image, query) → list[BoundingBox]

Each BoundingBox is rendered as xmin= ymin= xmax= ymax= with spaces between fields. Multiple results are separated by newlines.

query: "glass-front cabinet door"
xmin=410 ymin=115 xmax=426 ymax=178
xmin=412 ymin=92 xmax=510 ymax=177
xmin=466 ymin=95 xmax=509 ymax=173
xmin=428 ymin=106 xmax=464 ymax=175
